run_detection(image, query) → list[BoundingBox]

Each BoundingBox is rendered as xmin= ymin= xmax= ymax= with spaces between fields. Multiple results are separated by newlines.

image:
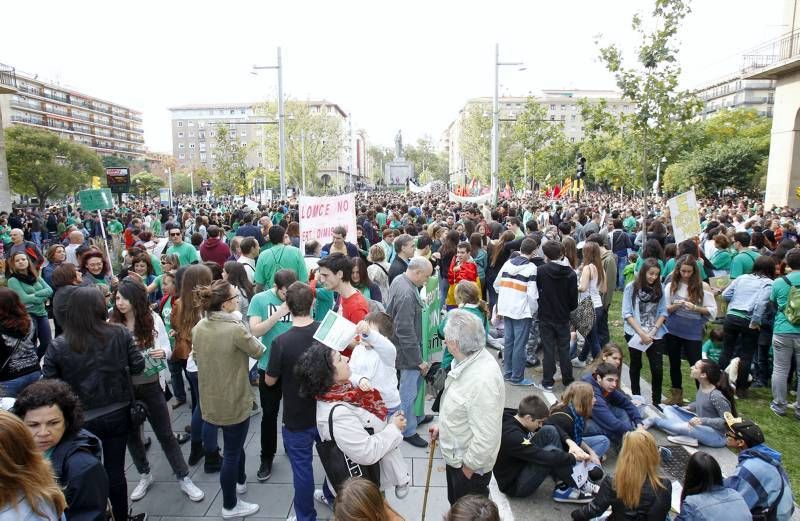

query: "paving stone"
xmin=207 ymin=483 xmax=294 ymax=519
xmin=125 ymin=480 xmax=220 ymax=517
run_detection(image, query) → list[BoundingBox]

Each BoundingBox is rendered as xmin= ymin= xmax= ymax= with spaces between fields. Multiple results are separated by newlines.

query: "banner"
xmin=416 ymin=275 xmax=442 ymax=416
xmin=448 ymin=191 xmax=493 ymax=205
xmin=79 ymin=189 xmax=114 ymax=212
xmin=159 ymin=188 xmax=171 ymax=205
xmin=667 ymin=189 xmax=701 ymax=244
xmin=299 ymin=193 xmax=357 ymax=250
xmin=408 ymin=180 xmax=431 ymax=193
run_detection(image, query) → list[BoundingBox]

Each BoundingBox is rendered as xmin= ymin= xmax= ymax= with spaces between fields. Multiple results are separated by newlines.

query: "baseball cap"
xmin=724 ymin=412 xmax=765 ymax=447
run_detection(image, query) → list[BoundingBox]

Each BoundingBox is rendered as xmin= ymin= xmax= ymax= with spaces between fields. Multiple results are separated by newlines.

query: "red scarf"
xmin=317 ymin=382 xmax=388 ymax=421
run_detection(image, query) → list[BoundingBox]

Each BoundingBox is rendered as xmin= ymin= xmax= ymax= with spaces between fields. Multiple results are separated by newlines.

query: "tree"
xmin=6 ymin=126 xmax=104 ymax=209
xmin=404 ymin=136 xmax=448 ymax=183
xmin=367 ymin=145 xmax=393 ymax=186
xmin=512 ymin=98 xmax=565 ymax=188
xmin=459 ymin=105 xmax=491 ymax=182
xmin=211 ymin=125 xmax=250 ymax=195
xmin=131 ymin=172 xmax=164 ymax=199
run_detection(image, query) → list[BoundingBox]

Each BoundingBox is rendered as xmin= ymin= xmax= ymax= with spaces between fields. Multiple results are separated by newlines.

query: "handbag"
xmin=126 ymin=367 xmax=149 ymax=427
xmin=315 ymin=404 xmax=381 ymax=492
xmin=570 ymin=296 xmax=596 ymax=337
xmin=0 ymin=336 xmax=25 ymax=374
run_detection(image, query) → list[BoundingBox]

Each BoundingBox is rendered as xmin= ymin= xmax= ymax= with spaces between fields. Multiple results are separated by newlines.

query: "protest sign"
xmin=667 ymin=189 xmax=701 ymax=244
xmin=299 ymin=193 xmax=357 ymax=249
xmin=313 ymin=310 xmax=357 ymax=352
xmin=79 ymin=189 xmax=114 ymax=212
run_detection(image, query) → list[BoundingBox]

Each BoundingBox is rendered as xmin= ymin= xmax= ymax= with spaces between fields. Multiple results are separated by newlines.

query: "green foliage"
xmin=459 ymin=105 xmax=492 ymax=182
xmin=101 ymin=154 xmax=131 ymax=169
xmin=211 ymin=125 xmax=250 ymax=195
xmin=367 ymin=145 xmax=393 ymax=186
xmin=130 ymin=172 xmax=164 ymax=198
xmin=512 ymin=98 xmax=565 ymax=187
xmin=6 ymin=125 xmax=104 ymax=209
xmin=404 ymin=136 xmax=448 ymax=183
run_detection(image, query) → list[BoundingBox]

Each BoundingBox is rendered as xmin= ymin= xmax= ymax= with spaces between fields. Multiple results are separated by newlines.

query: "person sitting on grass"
xmin=581 ymin=363 xmax=643 ymax=448
xmin=701 ymin=327 xmax=723 ymax=364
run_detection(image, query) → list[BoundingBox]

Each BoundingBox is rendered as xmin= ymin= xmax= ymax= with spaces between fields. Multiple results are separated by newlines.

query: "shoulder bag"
xmin=315 ymin=403 xmax=381 ymax=492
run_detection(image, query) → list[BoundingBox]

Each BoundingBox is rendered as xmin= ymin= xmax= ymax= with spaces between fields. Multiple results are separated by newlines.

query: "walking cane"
xmin=421 ymin=437 xmax=437 ymax=521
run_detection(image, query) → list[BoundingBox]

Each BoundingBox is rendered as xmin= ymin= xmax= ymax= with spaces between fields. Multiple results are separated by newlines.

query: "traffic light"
xmin=576 ymin=154 xmax=586 ymax=179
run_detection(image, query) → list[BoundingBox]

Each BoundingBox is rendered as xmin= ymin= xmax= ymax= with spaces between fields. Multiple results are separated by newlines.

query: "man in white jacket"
xmin=430 ymin=309 xmax=505 ymax=505
xmin=494 ymin=237 xmax=539 ymax=386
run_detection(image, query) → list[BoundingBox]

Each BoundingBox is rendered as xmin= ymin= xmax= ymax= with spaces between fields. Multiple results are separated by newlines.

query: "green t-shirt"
xmin=376 ymin=212 xmax=387 ymax=228
xmin=254 ymin=244 xmax=308 ymax=288
xmin=150 ymin=253 xmax=163 ymax=276
xmin=167 ymin=242 xmax=200 ymax=267
xmin=710 ymin=249 xmax=733 ymax=272
xmin=702 ymin=339 xmax=722 ymax=363
xmin=634 ymin=257 xmax=665 ymax=276
xmin=662 ymin=258 xmax=707 ymax=282
xmin=771 ymin=271 xmax=800 ymax=335
xmin=161 ymin=295 xmax=175 ymax=347
xmin=623 ymin=216 xmax=637 ymax=233
xmin=248 ymin=289 xmax=293 ymax=370
xmin=437 ymin=305 xmax=489 ymax=370
xmin=730 ymin=249 xmax=760 ymax=279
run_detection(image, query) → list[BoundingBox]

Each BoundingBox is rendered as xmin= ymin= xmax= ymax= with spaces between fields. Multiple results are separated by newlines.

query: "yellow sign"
xmin=667 ymin=189 xmax=701 ymax=243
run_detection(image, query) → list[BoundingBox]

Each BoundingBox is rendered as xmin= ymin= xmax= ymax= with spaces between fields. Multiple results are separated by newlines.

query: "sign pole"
xmin=96 ymin=209 xmax=113 ymax=272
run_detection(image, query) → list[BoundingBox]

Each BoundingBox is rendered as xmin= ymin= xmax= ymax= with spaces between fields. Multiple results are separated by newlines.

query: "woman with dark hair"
xmin=286 ymin=221 xmax=301 ymax=249
xmin=109 ymin=278 xmax=203 ymax=503
xmin=621 ymin=258 xmax=667 ymax=405
xmin=79 ymin=249 xmax=117 ymax=296
xmin=333 ymin=477 xmax=405 ymax=520
xmin=294 ymin=343 xmax=410 ymax=498
xmin=573 ymin=242 xmax=607 ymax=367
xmin=0 ymin=287 xmax=40 ymax=397
xmin=128 ymin=253 xmax=158 ymax=304
xmin=662 ymin=255 xmax=716 ymax=406
xmin=644 ymin=360 xmax=735 ymax=448
xmin=485 ymin=230 xmax=515 ymax=311
xmin=223 ymin=261 xmax=254 ymax=326
xmin=41 ymin=244 xmax=66 ymax=287
xmin=355 ymin=224 xmax=371 ymax=261
xmin=674 ymin=451 xmax=749 ymax=520
xmin=192 ymin=280 xmax=266 ymax=519
xmin=351 ymin=256 xmax=382 ymax=303
xmin=470 ymin=232 xmax=487 ymax=293
xmin=6 ymin=252 xmax=52 ymax=359
xmin=438 ymin=230 xmax=461 ymax=309
xmin=634 ymin=239 xmax=665 ymax=275
xmin=13 ymin=379 xmax=109 ymax=521
xmin=42 ymin=286 xmax=145 ymax=521
xmin=662 ymin=239 xmax=709 ymax=283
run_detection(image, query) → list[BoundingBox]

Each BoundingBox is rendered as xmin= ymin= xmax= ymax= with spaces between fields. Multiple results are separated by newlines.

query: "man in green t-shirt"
xmin=247 ymin=269 xmax=297 ymax=481
xmin=254 ymin=225 xmax=308 ymax=291
xmin=729 ymin=231 xmax=760 ymax=279
xmin=769 ymin=249 xmax=800 ymax=418
xmin=166 ymin=225 xmax=200 ymax=266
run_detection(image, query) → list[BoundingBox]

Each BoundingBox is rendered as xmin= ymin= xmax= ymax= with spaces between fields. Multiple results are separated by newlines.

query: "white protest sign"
xmin=299 ymin=193 xmax=357 ymax=250
xmin=667 ymin=189 xmax=701 ymax=244
xmin=313 ymin=310 xmax=357 ymax=352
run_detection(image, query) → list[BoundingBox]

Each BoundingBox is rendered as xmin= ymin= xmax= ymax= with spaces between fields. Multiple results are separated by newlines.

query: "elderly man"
xmin=430 ymin=309 xmax=505 ymax=505
xmin=64 ymin=230 xmax=85 ymax=265
xmin=388 ymin=233 xmax=415 ymax=284
xmin=386 ymin=256 xmax=434 ymax=448
xmin=7 ymin=228 xmax=43 ymax=267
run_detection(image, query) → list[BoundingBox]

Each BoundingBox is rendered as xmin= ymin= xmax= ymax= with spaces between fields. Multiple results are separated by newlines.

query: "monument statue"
xmin=394 ymin=130 xmax=403 ymax=159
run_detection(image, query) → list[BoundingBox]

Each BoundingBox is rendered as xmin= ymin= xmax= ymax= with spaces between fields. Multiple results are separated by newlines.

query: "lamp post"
xmin=301 ymin=129 xmax=306 ymax=194
xmin=491 ymin=43 xmax=524 ymax=204
xmin=253 ymin=46 xmax=286 ymax=200
xmin=654 ymin=156 xmax=666 ymax=198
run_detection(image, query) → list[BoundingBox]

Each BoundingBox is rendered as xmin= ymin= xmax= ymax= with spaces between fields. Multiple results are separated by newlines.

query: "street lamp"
xmin=492 ymin=43 xmax=525 ymax=204
xmin=253 ymin=46 xmax=286 ymax=200
xmin=654 ymin=156 xmax=667 ymax=198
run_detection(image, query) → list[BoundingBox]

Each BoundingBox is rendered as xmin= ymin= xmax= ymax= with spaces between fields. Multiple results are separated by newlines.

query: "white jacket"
xmin=439 ymin=348 xmax=505 ymax=474
xmin=348 ymin=331 xmax=401 ymax=409
xmin=316 ymin=400 xmax=410 ymax=489
xmin=494 ymin=254 xmax=539 ymax=319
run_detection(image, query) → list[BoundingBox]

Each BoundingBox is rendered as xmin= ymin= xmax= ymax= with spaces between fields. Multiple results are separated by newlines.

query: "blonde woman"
xmin=573 ymin=242 xmax=607 ymax=368
xmin=571 ymin=430 xmax=670 ymax=520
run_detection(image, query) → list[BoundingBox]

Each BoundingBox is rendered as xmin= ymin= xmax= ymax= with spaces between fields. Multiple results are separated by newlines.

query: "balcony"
xmin=743 ymin=29 xmax=800 ymax=79
xmin=0 ymin=62 xmax=17 ymax=94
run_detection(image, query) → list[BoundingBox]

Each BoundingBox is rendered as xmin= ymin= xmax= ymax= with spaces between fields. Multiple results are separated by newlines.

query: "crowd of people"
xmin=0 ymin=188 xmax=797 ymax=520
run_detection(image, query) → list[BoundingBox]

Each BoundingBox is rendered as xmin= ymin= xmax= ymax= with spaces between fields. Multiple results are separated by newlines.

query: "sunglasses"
xmin=169 ymin=232 xmax=181 ymax=236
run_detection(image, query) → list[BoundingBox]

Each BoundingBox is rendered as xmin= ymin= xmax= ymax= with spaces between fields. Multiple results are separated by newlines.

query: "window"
xmin=560 ymin=104 xmax=566 ymax=110
xmin=230 ymin=109 xmax=235 ymax=114
xmin=209 ymin=131 xmax=215 ymax=137
xmin=240 ymin=142 xmax=247 ymax=148
xmin=178 ymin=142 xmax=185 ymax=149
xmin=550 ymin=115 xmax=555 ymax=121
xmin=199 ymin=143 xmax=206 ymax=151
xmin=240 ymin=130 xmax=247 ymax=137
xmin=189 ymin=143 xmax=196 ymax=149
xmin=177 ymin=131 xmax=184 ymax=138
xmin=177 ymin=121 xmax=183 ymax=127
xmin=571 ymin=137 xmax=575 ymax=142
xmin=179 ymin=153 xmax=185 ymax=159
xmin=200 ymin=153 xmax=206 ymax=162
xmin=189 ymin=152 xmax=195 ymax=159
xmin=550 ymin=104 xmax=555 ymax=110
xmin=571 ymin=114 xmax=576 ymax=121
xmin=187 ymin=121 xmax=195 ymax=127
xmin=188 ymin=131 xmax=195 ymax=137
xmin=560 ymin=115 xmax=566 ymax=121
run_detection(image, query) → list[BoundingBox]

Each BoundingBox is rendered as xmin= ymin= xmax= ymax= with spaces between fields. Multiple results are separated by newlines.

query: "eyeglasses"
xmin=225 ymin=293 xmax=239 ymax=302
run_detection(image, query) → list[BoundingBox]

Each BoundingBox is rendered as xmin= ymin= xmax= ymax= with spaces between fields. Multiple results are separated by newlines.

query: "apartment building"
xmin=0 ymin=68 xmax=145 ymax=160
xmin=694 ymin=74 xmax=775 ymax=119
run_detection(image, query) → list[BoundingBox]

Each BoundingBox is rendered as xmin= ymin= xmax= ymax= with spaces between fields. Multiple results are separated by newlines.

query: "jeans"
xmin=283 ymin=426 xmax=318 ymax=521
xmin=85 ymin=407 xmax=129 ymax=521
xmin=185 ymin=371 xmax=219 ymax=451
xmin=625 ymin=334 xmax=664 ymax=405
xmin=216 ymin=418 xmax=250 ymax=510
xmin=258 ymin=369 xmax=282 ymax=462
xmin=579 ymin=307 xmax=605 ymax=362
xmin=615 ymin=252 xmax=627 ymax=290
xmin=598 ymin=305 xmax=611 ymax=349
xmin=582 ymin=434 xmax=610 ymax=459
xmin=526 ymin=315 xmax=541 ymax=364
xmin=652 ymin=405 xmax=726 ymax=447
xmin=541 ymin=319 xmax=573 ymax=387
xmin=585 ymin=406 xmax=633 ymax=446
xmin=31 ymin=313 xmax=52 ymax=359
xmin=445 ymin=465 xmax=492 ymax=506
xmin=771 ymin=334 xmax=800 ymax=413
xmin=127 ymin=381 xmax=189 ymax=478
xmin=755 ymin=332 xmax=773 ymax=385
xmin=167 ymin=359 xmax=189 ymax=404
xmin=664 ymin=333 xmax=702 ymax=391
xmin=185 ymin=368 xmax=199 ymax=413
xmin=508 ymin=425 xmax=574 ymax=497
xmin=503 ymin=317 xmax=531 ymax=382
xmin=399 ymin=369 xmax=422 ymax=437
xmin=719 ymin=314 xmax=759 ymax=391
xmin=0 ymin=370 xmax=41 ymax=397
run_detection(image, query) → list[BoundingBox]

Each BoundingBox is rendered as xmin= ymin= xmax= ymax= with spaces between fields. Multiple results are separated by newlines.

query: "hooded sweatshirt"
xmin=200 ymin=236 xmax=231 ymax=268
xmin=582 ymin=374 xmax=642 ymax=443
xmin=50 ymin=429 xmax=109 ymax=521
xmin=494 ymin=255 xmax=538 ymax=320
xmin=536 ymin=260 xmax=578 ymax=323
xmin=724 ymin=444 xmax=795 ymax=520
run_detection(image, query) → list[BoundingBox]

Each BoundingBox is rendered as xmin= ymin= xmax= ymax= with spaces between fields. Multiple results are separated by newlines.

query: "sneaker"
xmin=236 ymin=482 xmax=247 ymax=494
xmin=571 ymin=357 xmax=586 ymax=368
xmin=536 ymin=381 xmax=554 ymax=392
xmin=257 ymin=460 xmax=272 ymax=481
xmin=222 ymin=500 xmax=260 ymax=519
xmin=314 ymin=489 xmax=334 ymax=510
xmin=179 ymin=477 xmax=204 ymax=502
xmin=403 ymin=433 xmax=429 ymax=448
xmin=509 ymin=378 xmax=534 ymax=387
xmin=667 ymin=435 xmax=699 ymax=447
xmin=128 ymin=511 xmax=147 ymax=521
xmin=130 ymin=474 xmax=154 ymax=501
xmin=770 ymin=403 xmax=787 ymax=417
xmin=395 ymin=483 xmax=410 ymax=499
xmin=552 ymin=485 xmax=594 ymax=503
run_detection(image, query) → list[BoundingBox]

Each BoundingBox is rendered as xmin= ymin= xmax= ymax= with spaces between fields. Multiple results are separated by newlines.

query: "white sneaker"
xmin=313 ymin=489 xmax=334 ymax=510
xmin=130 ymin=474 xmax=154 ymax=501
xmin=395 ymin=483 xmax=410 ymax=499
xmin=667 ymin=435 xmax=699 ymax=447
xmin=222 ymin=500 xmax=260 ymax=519
xmin=179 ymin=477 xmax=204 ymax=502
xmin=571 ymin=357 xmax=586 ymax=368
xmin=236 ymin=482 xmax=247 ymax=494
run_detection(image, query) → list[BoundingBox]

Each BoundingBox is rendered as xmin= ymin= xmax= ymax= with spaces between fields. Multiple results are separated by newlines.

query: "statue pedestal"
xmin=385 ymin=160 xmax=414 ymax=186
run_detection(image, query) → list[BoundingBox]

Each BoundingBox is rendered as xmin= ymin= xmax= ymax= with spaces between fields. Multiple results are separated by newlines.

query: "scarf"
xmin=8 ymin=271 xmax=37 ymax=286
xmin=568 ymin=403 xmax=584 ymax=445
xmin=636 ymin=285 xmax=657 ymax=303
xmin=317 ymin=382 xmax=388 ymax=421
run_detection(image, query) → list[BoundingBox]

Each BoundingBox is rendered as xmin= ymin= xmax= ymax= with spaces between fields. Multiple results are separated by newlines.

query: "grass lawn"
xmin=607 ymin=291 xmax=800 ymax=493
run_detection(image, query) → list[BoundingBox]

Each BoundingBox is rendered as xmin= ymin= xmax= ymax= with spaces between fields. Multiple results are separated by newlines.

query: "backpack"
xmin=780 ymin=275 xmax=800 ymax=325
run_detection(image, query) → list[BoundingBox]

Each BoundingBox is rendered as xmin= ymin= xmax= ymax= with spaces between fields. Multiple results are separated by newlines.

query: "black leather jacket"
xmin=571 ymin=475 xmax=671 ymax=521
xmin=42 ymin=325 xmax=144 ymax=419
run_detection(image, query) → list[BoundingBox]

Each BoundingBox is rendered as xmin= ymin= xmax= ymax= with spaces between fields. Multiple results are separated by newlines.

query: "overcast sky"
xmin=0 ymin=0 xmax=785 ymax=154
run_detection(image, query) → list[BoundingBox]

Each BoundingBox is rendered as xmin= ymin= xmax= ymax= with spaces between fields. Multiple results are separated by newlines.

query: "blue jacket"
xmin=50 ymin=429 xmax=109 ymax=521
xmin=722 ymin=273 xmax=772 ymax=326
xmin=621 ymin=282 xmax=668 ymax=339
xmin=582 ymin=374 xmax=642 ymax=442
xmin=724 ymin=444 xmax=795 ymax=521
xmin=675 ymin=485 xmax=750 ymax=521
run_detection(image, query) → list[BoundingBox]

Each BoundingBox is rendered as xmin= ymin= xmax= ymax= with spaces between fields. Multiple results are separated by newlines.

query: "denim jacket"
xmin=621 ymin=282 xmax=668 ymax=339
xmin=675 ymin=486 xmax=751 ymax=521
xmin=722 ymin=274 xmax=772 ymax=326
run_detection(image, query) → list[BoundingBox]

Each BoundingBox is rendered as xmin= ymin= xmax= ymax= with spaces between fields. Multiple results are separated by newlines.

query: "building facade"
xmin=0 ymin=69 xmax=145 ymax=160
xmin=694 ymin=74 xmax=775 ymax=119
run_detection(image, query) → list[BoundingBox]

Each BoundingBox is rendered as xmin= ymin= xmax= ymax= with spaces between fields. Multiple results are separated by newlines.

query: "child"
xmin=351 ymin=311 xmax=401 ymax=414
xmin=623 ymin=252 xmax=638 ymax=286
xmin=702 ymin=327 xmax=723 ymax=364
xmin=438 ymin=280 xmax=490 ymax=370
xmin=446 ymin=242 xmax=480 ymax=309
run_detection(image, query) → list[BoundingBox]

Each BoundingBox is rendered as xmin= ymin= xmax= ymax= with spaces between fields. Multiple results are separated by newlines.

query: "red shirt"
xmin=340 ymin=291 xmax=368 ymax=357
